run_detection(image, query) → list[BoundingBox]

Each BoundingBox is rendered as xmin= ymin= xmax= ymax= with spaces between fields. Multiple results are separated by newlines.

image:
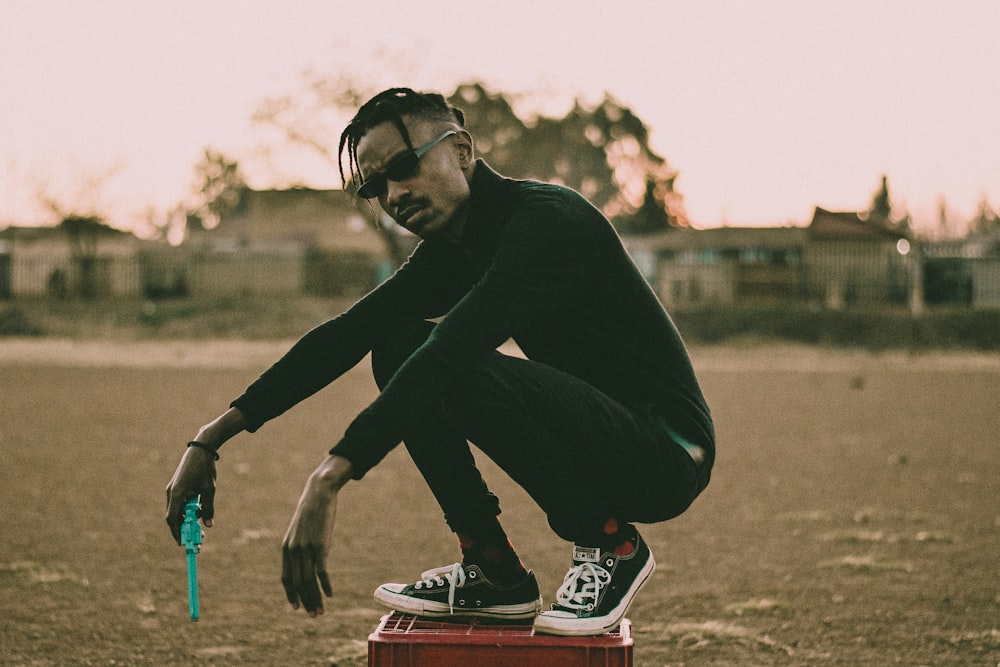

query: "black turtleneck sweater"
xmin=231 ymin=161 xmax=714 ymax=478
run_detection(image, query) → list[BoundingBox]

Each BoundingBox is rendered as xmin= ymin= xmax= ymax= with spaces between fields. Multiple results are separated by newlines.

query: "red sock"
xmin=457 ymin=520 xmax=526 ymax=585
xmin=603 ymin=517 xmax=635 ymax=557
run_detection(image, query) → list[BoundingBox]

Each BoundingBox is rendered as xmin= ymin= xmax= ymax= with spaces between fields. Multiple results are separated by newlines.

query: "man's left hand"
xmin=281 ymin=455 xmax=354 ymax=617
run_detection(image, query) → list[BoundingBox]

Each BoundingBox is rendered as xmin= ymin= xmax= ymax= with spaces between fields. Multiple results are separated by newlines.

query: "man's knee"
xmin=370 ymin=320 xmax=436 ymax=390
xmin=443 ymin=354 xmax=523 ymax=430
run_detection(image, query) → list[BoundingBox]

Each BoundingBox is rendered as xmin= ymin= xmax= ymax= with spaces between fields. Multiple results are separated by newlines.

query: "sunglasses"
xmin=356 ymin=130 xmax=457 ymax=200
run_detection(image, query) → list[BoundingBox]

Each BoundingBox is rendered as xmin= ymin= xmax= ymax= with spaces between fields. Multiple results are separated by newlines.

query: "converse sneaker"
xmin=533 ymin=531 xmax=655 ymax=636
xmin=374 ymin=562 xmax=542 ymax=620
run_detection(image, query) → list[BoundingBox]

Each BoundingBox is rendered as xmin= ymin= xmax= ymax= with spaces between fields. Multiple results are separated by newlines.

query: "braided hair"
xmin=338 ymin=88 xmax=466 ymax=194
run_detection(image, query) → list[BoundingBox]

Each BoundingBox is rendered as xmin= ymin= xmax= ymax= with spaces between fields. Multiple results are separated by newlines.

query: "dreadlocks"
xmin=338 ymin=88 xmax=466 ymax=194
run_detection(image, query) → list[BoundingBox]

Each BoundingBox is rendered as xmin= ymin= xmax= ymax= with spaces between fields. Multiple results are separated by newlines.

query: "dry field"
xmin=1 ymin=340 xmax=998 ymax=666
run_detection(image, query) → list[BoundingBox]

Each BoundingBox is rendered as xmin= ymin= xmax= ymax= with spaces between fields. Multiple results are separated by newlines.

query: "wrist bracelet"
xmin=187 ymin=441 xmax=220 ymax=461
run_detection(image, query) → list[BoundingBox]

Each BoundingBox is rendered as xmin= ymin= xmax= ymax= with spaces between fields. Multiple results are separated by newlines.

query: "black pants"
xmin=372 ymin=320 xmax=706 ymax=545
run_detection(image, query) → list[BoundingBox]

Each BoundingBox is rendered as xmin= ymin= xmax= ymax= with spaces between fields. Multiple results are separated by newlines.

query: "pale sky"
xmin=2 ymin=1 xmax=998 ymax=235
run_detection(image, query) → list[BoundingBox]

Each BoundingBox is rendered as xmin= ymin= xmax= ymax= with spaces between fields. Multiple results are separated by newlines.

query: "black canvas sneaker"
xmin=533 ymin=531 xmax=655 ymax=636
xmin=374 ymin=562 xmax=542 ymax=620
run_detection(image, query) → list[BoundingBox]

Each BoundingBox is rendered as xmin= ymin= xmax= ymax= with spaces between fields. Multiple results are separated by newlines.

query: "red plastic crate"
xmin=368 ymin=612 xmax=633 ymax=667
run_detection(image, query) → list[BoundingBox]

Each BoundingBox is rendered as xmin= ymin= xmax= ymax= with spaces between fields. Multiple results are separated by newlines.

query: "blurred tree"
xmin=159 ymin=150 xmax=248 ymax=245
xmin=616 ymin=178 xmax=673 ymax=234
xmin=59 ymin=214 xmax=105 ymax=259
xmin=38 ymin=185 xmax=120 ymax=297
xmin=934 ymin=196 xmax=969 ymax=240
xmin=56 ymin=214 xmax=120 ymax=298
xmin=255 ymin=76 xmax=687 ymax=266
xmin=254 ymin=73 xmax=415 ymax=266
xmin=866 ymin=174 xmax=910 ymax=235
xmin=447 ymin=83 xmax=529 ymax=182
xmin=868 ymin=174 xmax=892 ymax=222
xmin=189 ymin=149 xmax=248 ymax=230
xmin=937 ymin=197 xmax=950 ymax=239
xmin=969 ymin=194 xmax=999 ymax=235
xmin=449 ymin=83 xmax=687 ymax=232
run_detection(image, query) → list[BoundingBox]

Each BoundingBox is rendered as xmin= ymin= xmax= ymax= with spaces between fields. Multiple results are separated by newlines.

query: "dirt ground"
xmin=1 ymin=340 xmax=998 ymax=666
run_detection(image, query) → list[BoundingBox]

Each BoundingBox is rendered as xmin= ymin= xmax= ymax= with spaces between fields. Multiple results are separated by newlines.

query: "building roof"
xmin=192 ymin=187 xmax=385 ymax=253
xmin=0 ymin=225 xmax=64 ymax=242
xmin=0 ymin=222 xmax=139 ymax=255
xmin=626 ymin=225 xmax=807 ymax=252
xmin=0 ymin=223 xmax=131 ymax=241
xmin=807 ymin=207 xmax=908 ymax=241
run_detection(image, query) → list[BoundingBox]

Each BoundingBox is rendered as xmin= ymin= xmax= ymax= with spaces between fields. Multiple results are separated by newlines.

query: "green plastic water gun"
xmin=180 ymin=496 xmax=203 ymax=621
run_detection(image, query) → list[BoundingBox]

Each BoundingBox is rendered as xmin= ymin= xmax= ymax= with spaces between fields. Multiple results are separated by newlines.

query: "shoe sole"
xmin=374 ymin=585 xmax=542 ymax=620
xmin=533 ymin=551 xmax=655 ymax=636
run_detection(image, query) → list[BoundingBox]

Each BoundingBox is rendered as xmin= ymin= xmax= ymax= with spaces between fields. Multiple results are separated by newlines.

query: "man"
xmin=165 ymin=88 xmax=714 ymax=636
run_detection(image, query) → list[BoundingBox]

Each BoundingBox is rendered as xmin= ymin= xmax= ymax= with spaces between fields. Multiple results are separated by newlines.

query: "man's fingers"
xmin=199 ymin=487 xmax=216 ymax=527
xmin=281 ymin=547 xmax=300 ymax=608
xmin=297 ymin=547 xmax=323 ymax=615
xmin=318 ymin=568 xmax=333 ymax=599
xmin=281 ymin=544 xmax=327 ymax=615
xmin=167 ymin=514 xmax=182 ymax=544
xmin=165 ymin=487 xmax=183 ymax=544
xmin=289 ymin=547 xmax=306 ymax=609
xmin=165 ymin=448 xmax=218 ymax=541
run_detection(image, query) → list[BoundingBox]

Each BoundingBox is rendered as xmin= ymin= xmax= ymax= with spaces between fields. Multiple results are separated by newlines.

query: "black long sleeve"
xmin=231 ymin=162 xmax=713 ymax=477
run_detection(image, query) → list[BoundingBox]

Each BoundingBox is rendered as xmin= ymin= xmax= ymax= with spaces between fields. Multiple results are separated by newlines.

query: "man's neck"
xmin=447 ymin=161 xmax=479 ymax=242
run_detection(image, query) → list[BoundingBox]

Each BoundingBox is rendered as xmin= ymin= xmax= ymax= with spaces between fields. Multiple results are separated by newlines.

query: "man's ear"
xmin=455 ymin=130 xmax=474 ymax=167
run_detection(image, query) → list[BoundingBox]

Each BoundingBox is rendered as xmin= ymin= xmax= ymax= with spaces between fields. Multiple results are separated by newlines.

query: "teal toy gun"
xmin=180 ymin=496 xmax=203 ymax=621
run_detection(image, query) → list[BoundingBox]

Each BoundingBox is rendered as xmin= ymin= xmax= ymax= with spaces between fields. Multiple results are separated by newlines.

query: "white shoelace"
xmin=414 ymin=563 xmax=466 ymax=614
xmin=554 ymin=562 xmax=612 ymax=611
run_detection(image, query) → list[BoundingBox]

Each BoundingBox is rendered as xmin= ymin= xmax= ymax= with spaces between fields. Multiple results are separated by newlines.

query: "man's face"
xmin=356 ymin=118 xmax=473 ymax=240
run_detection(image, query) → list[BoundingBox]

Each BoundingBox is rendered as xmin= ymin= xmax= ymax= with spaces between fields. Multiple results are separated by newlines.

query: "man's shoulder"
xmin=477 ymin=161 xmax=587 ymax=207
xmin=507 ymin=178 xmax=597 ymax=217
xmin=473 ymin=161 xmax=608 ymax=238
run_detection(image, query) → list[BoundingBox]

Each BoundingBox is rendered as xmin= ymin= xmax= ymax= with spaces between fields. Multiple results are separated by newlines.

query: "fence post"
xmin=909 ymin=242 xmax=924 ymax=316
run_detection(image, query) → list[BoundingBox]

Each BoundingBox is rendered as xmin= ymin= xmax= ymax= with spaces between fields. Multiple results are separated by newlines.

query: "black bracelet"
xmin=187 ymin=441 xmax=220 ymax=461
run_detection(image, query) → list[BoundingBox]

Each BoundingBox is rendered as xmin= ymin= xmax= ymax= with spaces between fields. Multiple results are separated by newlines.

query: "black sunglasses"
xmin=356 ymin=130 xmax=457 ymax=200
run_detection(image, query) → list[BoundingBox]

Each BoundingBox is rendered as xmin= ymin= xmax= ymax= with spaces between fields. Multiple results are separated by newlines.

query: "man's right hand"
xmin=165 ymin=445 xmax=218 ymax=544
xmin=164 ymin=408 xmax=247 ymax=544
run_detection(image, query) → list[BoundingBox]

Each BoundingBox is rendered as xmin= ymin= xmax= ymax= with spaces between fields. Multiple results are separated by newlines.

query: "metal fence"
xmin=654 ymin=248 xmax=916 ymax=311
xmin=1 ymin=249 xmax=379 ymax=300
xmin=2 ymin=247 xmax=998 ymax=311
